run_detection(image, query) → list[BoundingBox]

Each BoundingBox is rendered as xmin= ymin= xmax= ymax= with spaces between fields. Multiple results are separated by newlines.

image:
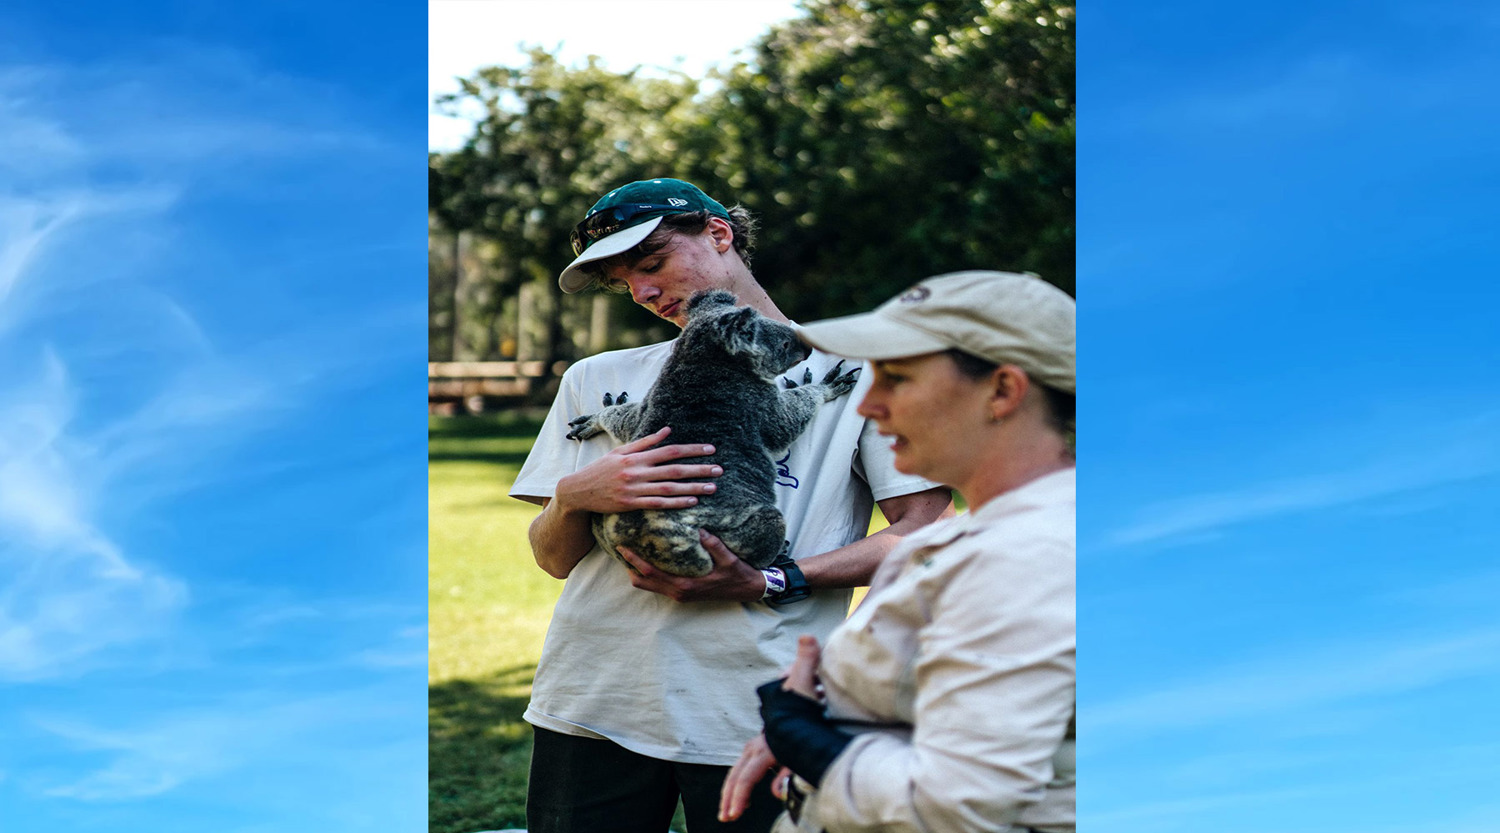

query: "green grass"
xmin=430 ymin=414 xmax=696 ymax=832
xmin=429 ymin=414 xmax=559 ymax=833
xmin=428 ymin=413 xmax=929 ymax=832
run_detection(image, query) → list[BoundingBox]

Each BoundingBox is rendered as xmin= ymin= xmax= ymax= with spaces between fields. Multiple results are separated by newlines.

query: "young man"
xmin=509 ymin=178 xmax=953 ymax=833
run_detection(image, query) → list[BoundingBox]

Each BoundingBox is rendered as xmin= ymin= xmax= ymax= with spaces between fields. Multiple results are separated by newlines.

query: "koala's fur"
xmin=565 ymin=289 xmax=861 ymax=577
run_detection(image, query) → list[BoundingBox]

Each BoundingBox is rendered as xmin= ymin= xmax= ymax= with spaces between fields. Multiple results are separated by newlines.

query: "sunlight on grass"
xmin=428 ymin=414 xmax=933 ymax=832
xmin=429 ymin=416 xmax=560 ymax=832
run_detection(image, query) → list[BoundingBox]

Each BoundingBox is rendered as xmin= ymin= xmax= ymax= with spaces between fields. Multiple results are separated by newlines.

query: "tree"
xmin=429 ymin=50 xmax=703 ymax=367
xmin=694 ymin=0 xmax=1074 ymax=318
xmin=428 ymin=1 xmax=1074 ymax=364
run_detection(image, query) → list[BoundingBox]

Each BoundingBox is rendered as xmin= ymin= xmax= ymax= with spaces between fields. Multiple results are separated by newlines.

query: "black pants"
xmin=528 ymin=726 xmax=783 ymax=833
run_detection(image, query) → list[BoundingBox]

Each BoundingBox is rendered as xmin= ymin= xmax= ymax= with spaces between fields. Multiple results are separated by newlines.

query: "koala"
xmin=565 ymin=289 xmax=861 ymax=577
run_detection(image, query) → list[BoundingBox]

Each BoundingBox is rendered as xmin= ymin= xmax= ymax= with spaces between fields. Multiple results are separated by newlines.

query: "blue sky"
xmin=1 ymin=2 xmax=426 ymax=830
xmin=1081 ymin=2 xmax=1500 ymax=831
xmin=5 ymin=1 xmax=1498 ymax=831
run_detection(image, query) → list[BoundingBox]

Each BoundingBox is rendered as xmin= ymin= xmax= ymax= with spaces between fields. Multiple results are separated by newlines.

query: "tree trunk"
xmin=589 ymin=293 xmax=611 ymax=355
xmin=449 ymin=230 xmax=462 ymax=361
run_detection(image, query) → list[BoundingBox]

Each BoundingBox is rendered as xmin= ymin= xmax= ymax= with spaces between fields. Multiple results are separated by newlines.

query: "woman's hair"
xmin=583 ymin=206 xmax=758 ymax=293
xmin=945 ymin=349 xmax=1075 ymax=455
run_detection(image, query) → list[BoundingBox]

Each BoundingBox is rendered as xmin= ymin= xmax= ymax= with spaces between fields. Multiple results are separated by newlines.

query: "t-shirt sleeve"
xmin=510 ymin=366 xmax=588 ymax=501
xmin=855 ymin=411 xmax=943 ymax=502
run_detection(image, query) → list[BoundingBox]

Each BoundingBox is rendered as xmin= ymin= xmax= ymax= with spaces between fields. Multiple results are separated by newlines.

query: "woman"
xmin=719 ymin=271 xmax=1076 ymax=832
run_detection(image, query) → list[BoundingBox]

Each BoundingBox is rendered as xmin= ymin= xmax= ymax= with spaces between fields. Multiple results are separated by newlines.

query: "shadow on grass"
xmin=429 ymin=665 xmax=691 ymax=833
xmin=430 ymin=414 xmax=547 ymax=440
xmin=430 ymin=664 xmax=537 ymax=833
xmin=428 ymin=448 xmax=536 ymax=467
xmin=430 ymin=415 xmax=546 ymax=468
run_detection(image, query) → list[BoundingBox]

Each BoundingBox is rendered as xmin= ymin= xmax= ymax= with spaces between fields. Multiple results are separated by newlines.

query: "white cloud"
xmin=1089 ymin=627 xmax=1500 ymax=737
xmin=31 ymin=684 xmax=418 ymax=802
xmin=0 ymin=49 xmax=413 ymax=682
xmin=0 ymin=348 xmax=188 ymax=681
xmin=1104 ymin=408 xmax=1500 ymax=548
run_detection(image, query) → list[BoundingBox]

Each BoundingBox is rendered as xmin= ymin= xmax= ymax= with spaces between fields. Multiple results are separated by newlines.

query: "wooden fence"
xmin=428 ymin=360 xmax=571 ymax=414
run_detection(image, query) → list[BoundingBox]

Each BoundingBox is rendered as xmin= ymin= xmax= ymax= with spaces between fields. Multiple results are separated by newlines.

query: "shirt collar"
xmin=906 ymin=467 xmax=1076 ymax=551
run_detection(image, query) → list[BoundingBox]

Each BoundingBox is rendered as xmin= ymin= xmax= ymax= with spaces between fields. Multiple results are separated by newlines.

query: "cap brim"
xmin=797 ymin=311 xmax=951 ymax=360
xmin=557 ymin=216 xmax=664 ymax=293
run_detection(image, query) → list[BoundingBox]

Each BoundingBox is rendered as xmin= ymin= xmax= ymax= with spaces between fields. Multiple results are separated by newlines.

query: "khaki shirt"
xmin=793 ymin=468 xmax=1076 ymax=833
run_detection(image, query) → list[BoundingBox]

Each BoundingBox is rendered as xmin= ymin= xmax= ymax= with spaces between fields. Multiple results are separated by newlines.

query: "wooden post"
xmin=517 ymin=281 xmax=536 ymax=363
xmin=589 ymin=293 xmax=611 ymax=355
xmin=449 ymin=229 xmax=462 ymax=361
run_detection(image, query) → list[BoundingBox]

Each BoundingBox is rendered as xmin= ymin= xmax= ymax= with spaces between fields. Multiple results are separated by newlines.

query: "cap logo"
xmin=898 ymin=286 xmax=931 ymax=303
xmin=666 ymin=198 xmax=688 ymax=207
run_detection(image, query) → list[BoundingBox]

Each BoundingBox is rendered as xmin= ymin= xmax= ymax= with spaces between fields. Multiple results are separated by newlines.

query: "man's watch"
xmin=762 ymin=547 xmax=811 ymax=606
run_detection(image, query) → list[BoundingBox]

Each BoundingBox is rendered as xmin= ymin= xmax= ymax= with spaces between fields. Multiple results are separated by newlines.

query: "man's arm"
xmin=798 ymin=487 xmax=954 ymax=588
xmin=524 ymin=427 xmax=723 ymax=579
xmin=616 ymin=486 xmax=954 ymax=602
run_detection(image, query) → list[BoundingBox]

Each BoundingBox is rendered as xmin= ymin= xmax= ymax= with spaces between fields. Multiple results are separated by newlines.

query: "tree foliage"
xmin=430 ymin=0 xmax=1073 ymax=363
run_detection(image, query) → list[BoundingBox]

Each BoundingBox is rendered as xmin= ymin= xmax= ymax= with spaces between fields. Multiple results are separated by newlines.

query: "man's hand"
xmin=617 ymin=529 xmax=767 ymax=602
xmin=530 ymin=427 xmax=722 ymax=580
xmin=555 ymin=426 xmax=721 ymax=515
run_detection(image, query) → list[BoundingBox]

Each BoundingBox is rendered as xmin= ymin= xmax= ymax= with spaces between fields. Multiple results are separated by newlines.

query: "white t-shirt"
xmin=511 ymin=340 xmax=937 ymax=765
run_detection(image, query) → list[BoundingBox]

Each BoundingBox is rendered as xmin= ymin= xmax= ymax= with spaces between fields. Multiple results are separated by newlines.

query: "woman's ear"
xmin=989 ymin=365 xmax=1030 ymax=423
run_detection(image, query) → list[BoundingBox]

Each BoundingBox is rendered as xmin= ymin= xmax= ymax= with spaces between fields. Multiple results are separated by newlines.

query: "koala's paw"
xmin=819 ymin=360 xmax=861 ymax=401
xmin=601 ymin=391 xmax=629 ymax=406
xmin=782 ymin=368 xmax=815 ymax=389
xmin=565 ymin=413 xmax=603 ymax=441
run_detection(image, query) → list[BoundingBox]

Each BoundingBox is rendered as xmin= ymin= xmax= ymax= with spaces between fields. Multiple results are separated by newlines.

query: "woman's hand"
xmin=718 ymin=733 xmax=789 ymax=823
xmin=757 ymin=634 xmax=851 ymax=789
xmin=783 ymin=634 xmax=822 ymax=699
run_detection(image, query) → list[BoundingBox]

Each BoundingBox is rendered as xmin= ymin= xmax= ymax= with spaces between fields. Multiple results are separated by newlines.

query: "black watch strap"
xmin=765 ymin=543 xmax=811 ymax=606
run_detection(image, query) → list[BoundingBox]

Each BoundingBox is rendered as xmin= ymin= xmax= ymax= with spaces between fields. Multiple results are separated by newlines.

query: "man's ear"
xmin=706 ymin=216 xmax=734 ymax=253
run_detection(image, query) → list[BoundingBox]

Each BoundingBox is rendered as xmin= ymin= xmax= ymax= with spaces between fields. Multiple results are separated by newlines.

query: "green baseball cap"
xmin=559 ymin=178 xmax=731 ymax=293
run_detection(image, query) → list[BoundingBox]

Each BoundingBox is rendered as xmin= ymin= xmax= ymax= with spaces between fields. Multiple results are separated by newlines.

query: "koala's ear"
xmin=722 ymin=307 xmax=759 ymax=355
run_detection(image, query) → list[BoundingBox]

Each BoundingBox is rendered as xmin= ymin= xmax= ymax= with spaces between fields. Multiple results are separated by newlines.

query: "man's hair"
xmin=582 ymin=206 xmax=758 ymax=293
xmin=945 ymin=349 xmax=1076 ymax=453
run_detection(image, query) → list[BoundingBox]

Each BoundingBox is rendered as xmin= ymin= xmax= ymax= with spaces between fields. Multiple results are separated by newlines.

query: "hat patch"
xmin=667 ymin=198 xmax=688 ymax=207
xmin=899 ymin=285 xmax=931 ymax=303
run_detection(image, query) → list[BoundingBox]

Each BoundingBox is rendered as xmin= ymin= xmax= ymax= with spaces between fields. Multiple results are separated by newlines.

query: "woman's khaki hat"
xmin=796 ymin=271 xmax=1075 ymax=393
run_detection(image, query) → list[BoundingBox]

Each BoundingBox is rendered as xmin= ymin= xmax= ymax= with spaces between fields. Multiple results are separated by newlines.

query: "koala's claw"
xmin=782 ymin=370 xmax=813 ymax=389
xmin=821 ymin=362 xmax=861 ymax=401
xmin=600 ymin=391 xmax=629 ymax=407
xmin=565 ymin=413 xmax=602 ymax=441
